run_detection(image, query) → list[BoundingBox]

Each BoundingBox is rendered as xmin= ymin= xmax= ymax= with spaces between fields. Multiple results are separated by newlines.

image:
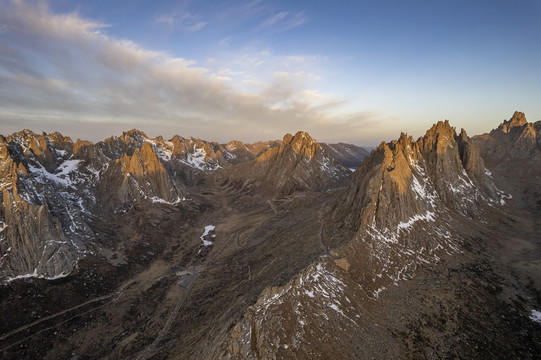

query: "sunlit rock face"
xmin=215 ymin=131 xmax=351 ymax=197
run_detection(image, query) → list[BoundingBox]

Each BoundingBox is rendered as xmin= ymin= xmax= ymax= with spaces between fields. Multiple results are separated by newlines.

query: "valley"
xmin=0 ymin=113 xmax=540 ymax=359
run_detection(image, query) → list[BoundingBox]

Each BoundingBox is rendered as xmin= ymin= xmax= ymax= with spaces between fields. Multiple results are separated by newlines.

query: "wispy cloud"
xmin=187 ymin=21 xmax=207 ymax=32
xmin=258 ymin=10 xmax=308 ymax=31
xmin=155 ymin=14 xmax=179 ymax=28
xmin=0 ymin=1 xmax=380 ymax=144
xmin=154 ymin=11 xmax=207 ymax=32
xmin=218 ymin=36 xmax=231 ymax=47
xmin=260 ymin=11 xmax=289 ymax=27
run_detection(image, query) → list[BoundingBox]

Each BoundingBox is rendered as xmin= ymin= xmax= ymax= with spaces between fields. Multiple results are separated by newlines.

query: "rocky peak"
xmin=472 ymin=112 xmax=540 ymax=209
xmin=224 ymin=140 xmax=247 ymax=152
xmin=283 ymin=131 xmax=320 ymax=159
xmin=419 ymin=120 xmax=458 ymax=154
xmin=497 ymin=111 xmax=527 ymax=133
xmin=474 ymin=112 xmax=539 ymax=162
xmin=98 ymin=141 xmax=182 ymax=209
xmin=217 ymin=131 xmax=350 ymax=197
xmin=246 ymin=140 xmax=282 ymax=156
xmin=120 ymin=129 xmax=148 ymax=146
xmin=326 ymin=119 xmax=502 ymax=293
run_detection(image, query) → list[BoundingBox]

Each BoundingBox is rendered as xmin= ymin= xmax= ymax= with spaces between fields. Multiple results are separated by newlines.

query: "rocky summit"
xmin=1 ymin=113 xmax=540 ymax=359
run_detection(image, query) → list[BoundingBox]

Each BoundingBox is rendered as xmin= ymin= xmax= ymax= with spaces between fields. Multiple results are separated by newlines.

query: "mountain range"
xmin=0 ymin=112 xmax=540 ymax=359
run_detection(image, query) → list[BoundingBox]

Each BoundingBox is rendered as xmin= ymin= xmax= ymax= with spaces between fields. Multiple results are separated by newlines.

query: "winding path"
xmin=0 ymin=279 xmax=134 ymax=343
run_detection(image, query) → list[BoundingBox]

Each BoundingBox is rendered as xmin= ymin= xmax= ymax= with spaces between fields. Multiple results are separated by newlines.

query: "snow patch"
xmin=150 ymin=196 xmax=188 ymax=205
xmin=55 ymin=149 xmax=67 ymax=156
xmin=200 ymin=225 xmax=215 ymax=246
xmin=530 ymin=310 xmax=541 ymax=324
xmin=57 ymin=159 xmax=81 ymax=176
xmin=319 ymin=156 xmax=339 ymax=178
xmin=28 ymin=159 xmax=81 ymax=187
xmin=4 ymin=268 xmax=70 ymax=284
xmin=180 ymin=147 xmax=220 ymax=171
xmin=329 ymin=303 xmax=346 ymax=317
xmin=397 ymin=211 xmax=435 ymax=231
xmin=411 ymin=162 xmax=437 ymax=208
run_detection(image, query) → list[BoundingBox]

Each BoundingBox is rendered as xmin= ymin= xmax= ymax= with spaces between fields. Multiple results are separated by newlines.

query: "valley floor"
xmin=1 ymin=172 xmax=540 ymax=359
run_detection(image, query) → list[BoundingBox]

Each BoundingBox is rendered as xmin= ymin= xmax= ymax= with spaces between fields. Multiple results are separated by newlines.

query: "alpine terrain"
xmin=0 ymin=112 xmax=540 ymax=359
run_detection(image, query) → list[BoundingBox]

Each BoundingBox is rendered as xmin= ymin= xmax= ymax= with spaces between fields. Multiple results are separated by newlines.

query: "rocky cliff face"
xmin=215 ymin=131 xmax=351 ymax=197
xmin=473 ymin=111 xmax=540 ymax=161
xmin=219 ymin=120 xmax=508 ymax=359
xmin=472 ymin=111 xmax=541 ymax=209
xmin=0 ymin=131 xmax=88 ymax=281
xmin=330 ymin=121 xmax=501 ymax=232
xmin=326 ymin=120 xmax=503 ymax=293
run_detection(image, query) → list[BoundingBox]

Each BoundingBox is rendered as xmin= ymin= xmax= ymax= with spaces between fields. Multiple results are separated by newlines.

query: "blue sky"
xmin=0 ymin=0 xmax=540 ymax=145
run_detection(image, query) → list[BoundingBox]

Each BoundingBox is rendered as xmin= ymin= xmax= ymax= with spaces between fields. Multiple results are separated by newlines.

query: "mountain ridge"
xmin=1 ymin=112 xmax=540 ymax=359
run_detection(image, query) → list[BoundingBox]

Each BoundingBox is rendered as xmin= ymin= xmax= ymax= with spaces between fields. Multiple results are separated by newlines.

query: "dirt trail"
xmin=0 ymin=279 xmax=134 ymax=343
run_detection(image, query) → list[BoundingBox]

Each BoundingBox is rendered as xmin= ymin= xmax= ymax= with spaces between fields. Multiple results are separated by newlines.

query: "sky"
xmin=0 ymin=0 xmax=540 ymax=146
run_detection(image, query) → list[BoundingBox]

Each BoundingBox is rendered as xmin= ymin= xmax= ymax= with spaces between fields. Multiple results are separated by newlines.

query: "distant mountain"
xmin=215 ymin=131 xmax=351 ymax=197
xmin=223 ymin=140 xmax=282 ymax=164
xmin=472 ymin=111 xmax=541 ymax=210
xmin=320 ymin=142 xmax=369 ymax=169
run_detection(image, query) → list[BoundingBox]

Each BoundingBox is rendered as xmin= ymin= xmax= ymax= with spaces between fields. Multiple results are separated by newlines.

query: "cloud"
xmin=155 ymin=14 xmax=179 ymax=28
xmin=260 ymin=11 xmax=288 ymax=27
xmin=0 ymin=1 xmax=381 ymax=144
xmin=258 ymin=10 xmax=308 ymax=31
xmin=154 ymin=11 xmax=207 ymax=32
xmin=186 ymin=21 xmax=207 ymax=32
xmin=218 ymin=36 xmax=231 ymax=47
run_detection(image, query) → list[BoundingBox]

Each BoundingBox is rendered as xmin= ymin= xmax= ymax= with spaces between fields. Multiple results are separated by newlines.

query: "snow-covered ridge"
xmin=181 ymin=147 xmax=219 ymax=171
xmin=143 ymin=135 xmax=223 ymax=171
xmin=28 ymin=159 xmax=81 ymax=187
